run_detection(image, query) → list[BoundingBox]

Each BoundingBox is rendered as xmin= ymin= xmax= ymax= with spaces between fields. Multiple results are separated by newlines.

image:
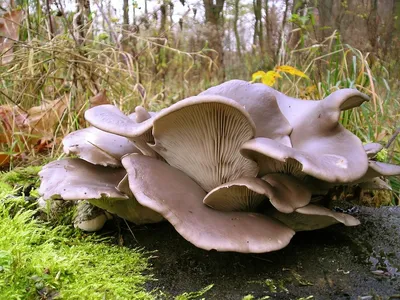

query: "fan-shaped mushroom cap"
xmin=199 ymin=80 xmax=292 ymax=146
xmin=203 ymin=174 xmax=311 ymax=213
xmin=358 ymin=177 xmax=392 ymax=190
xmin=39 ymin=158 xmax=162 ymax=224
xmin=270 ymin=204 xmax=360 ymax=231
xmin=63 ymin=127 xmax=139 ymax=167
xmin=121 ymin=154 xmax=295 ymax=253
xmin=149 ymin=95 xmax=258 ymax=192
xmin=363 ymin=143 xmax=384 ymax=158
xmin=39 ymin=158 xmax=128 ymax=201
xmin=85 ymin=104 xmax=157 ymax=157
xmin=274 ymin=88 xmax=369 ymax=128
xmin=241 ymin=136 xmax=368 ymax=183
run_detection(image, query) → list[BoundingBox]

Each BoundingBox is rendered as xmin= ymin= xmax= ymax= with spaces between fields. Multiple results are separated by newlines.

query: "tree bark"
xmin=234 ymin=0 xmax=242 ymax=57
xmin=203 ymin=0 xmax=226 ymax=78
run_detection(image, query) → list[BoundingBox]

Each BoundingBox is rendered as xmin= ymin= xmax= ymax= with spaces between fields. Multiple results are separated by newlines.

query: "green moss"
xmin=0 ymin=187 xmax=154 ymax=299
xmin=1 ymin=166 xmax=42 ymax=187
xmin=0 ymin=201 xmax=154 ymax=299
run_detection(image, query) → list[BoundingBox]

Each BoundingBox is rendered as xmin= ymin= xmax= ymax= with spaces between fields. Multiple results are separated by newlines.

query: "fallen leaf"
xmin=0 ymin=9 xmax=24 ymax=65
xmin=275 ymin=65 xmax=309 ymax=79
xmin=262 ymin=71 xmax=282 ymax=86
xmin=89 ymin=90 xmax=110 ymax=107
xmin=251 ymin=70 xmax=266 ymax=82
xmin=24 ymin=95 xmax=68 ymax=142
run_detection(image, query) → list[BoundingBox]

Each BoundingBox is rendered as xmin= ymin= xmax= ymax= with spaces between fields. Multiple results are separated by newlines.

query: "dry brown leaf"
xmin=0 ymin=104 xmax=26 ymax=144
xmin=24 ymin=95 xmax=68 ymax=142
xmin=89 ymin=90 xmax=110 ymax=107
xmin=0 ymin=9 xmax=24 ymax=65
xmin=0 ymin=153 xmax=10 ymax=167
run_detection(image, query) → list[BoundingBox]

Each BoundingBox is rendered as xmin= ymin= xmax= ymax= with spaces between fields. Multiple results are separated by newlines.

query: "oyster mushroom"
xmin=74 ymin=201 xmax=113 ymax=232
xmin=38 ymin=158 xmax=163 ymax=224
xmin=203 ymin=174 xmax=311 ymax=213
xmin=85 ymin=104 xmax=157 ymax=157
xmin=63 ymin=127 xmax=139 ymax=167
xmin=149 ymin=95 xmax=258 ymax=192
xmin=270 ymin=204 xmax=360 ymax=231
xmin=363 ymin=142 xmax=384 ymax=158
xmin=122 ymin=154 xmax=295 ymax=253
xmin=199 ymin=80 xmax=293 ymax=146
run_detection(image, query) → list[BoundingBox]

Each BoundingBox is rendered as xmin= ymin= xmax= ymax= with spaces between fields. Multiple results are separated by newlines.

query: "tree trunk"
xmin=276 ymin=0 xmax=289 ymax=63
xmin=123 ymin=0 xmax=129 ymax=29
xmin=74 ymin=0 xmax=91 ymax=45
xmin=234 ymin=0 xmax=242 ymax=57
xmin=253 ymin=0 xmax=263 ymax=54
xmin=203 ymin=0 xmax=225 ymax=79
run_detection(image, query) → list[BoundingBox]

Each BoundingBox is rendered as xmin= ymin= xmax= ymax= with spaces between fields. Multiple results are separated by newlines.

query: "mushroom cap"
xmin=239 ymin=87 xmax=368 ymax=182
xmin=274 ymin=88 xmax=370 ymax=128
xmin=363 ymin=143 xmax=384 ymax=158
xmin=203 ymin=174 xmax=311 ymax=213
xmin=122 ymin=154 xmax=295 ymax=253
xmin=270 ymin=204 xmax=360 ymax=231
xmin=261 ymin=173 xmax=312 ymax=213
xmin=203 ymin=177 xmax=272 ymax=212
xmin=199 ymin=80 xmax=292 ymax=146
xmin=39 ymin=158 xmax=128 ymax=201
xmin=85 ymin=104 xmax=157 ymax=157
xmin=358 ymin=177 xmax=392 ymax=190
xmin=62 ymin=127 xmax=139 ymax=167
xmin=241 ymin=135 xmax=368 ymax=183
xmin=149 ymin=95 xmax=258 ymax=192
xmin=73 ymin=201 xmax=112 ymax=232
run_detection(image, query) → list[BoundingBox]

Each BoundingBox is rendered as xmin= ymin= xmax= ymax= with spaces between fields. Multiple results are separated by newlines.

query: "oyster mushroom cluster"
xmin=39 ymin=80 xmax=400 ymax=253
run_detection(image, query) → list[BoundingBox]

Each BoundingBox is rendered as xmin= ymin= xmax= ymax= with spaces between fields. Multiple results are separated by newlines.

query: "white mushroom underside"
xmin=204 ymin=184 xmax=267 ymax=212
xmin=151 ymin=99 xmax=258 ymax=192
xmin=270 ymin=204 xmax=360 ymax=231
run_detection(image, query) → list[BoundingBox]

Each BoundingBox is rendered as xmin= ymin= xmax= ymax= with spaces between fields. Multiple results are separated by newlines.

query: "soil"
xmin=115 ymin=202 xmax=400 ymax=300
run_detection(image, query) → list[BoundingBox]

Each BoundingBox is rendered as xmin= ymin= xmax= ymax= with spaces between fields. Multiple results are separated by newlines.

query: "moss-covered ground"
xmin=0 ymin=167 xmax=155 ymax=299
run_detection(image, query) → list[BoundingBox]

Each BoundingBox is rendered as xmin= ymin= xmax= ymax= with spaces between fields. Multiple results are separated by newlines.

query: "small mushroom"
xmin=199 ymin=80 xmax=293 ymax=146
xmin=149 ymin=95 xmax=258 ymax=192
xmin=39 ymin=158 xmax=128 ymax=201
xmin=363 ymin=143 xmax=384 ymax=159
xmin=122 ymin=154 xmax=295 ymax=253
xmin=73 ymin=201 xmax=113 ymax=232
xmin=63 ymin=127 xmax=139 ymax=167
xmin=203 ymin=174 xmax=311 ymax=213
xmin=270 ymin=204 xmax=360 ymax=231
xmin=85 ymin=104 xmax=157 ymax=157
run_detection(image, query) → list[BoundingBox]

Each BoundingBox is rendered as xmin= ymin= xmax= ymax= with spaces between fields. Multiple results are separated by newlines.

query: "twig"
xmin=385 ymin=128 xmax=400 ymax=149
xmin=123 ymin=219 xmax=139 ymax=244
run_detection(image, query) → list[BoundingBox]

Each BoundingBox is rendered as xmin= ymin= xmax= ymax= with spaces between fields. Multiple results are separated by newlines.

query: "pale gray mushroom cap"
xmin=149 ymin=95 xmax=258 ymax=192
xmin=233 ymin=85 xmax=369 ymax=182
xmin=85 ymin=104 xmax=157 ymax=157
xmin=39 ymin=158 xmax=128 ymax=201
xmin=122 ymin=154 xmax=295 ymax=253
xmin=199 ymin=80 xmax=293 ymax=147
xmin=363 ymin=143 xmax=384 ymax=158
xmin=39 ymin=158 xmax=163 ymax=224
xmin=203 ymin=174 xmax=311 ymax=213
xmin=63 ymin=127 xmax=139 ymax=167
xmin=270 ymin=204 xmax=360 ymax=231
xmin=241 ymin=137 xmax=368 ymax=182
xmin=273 ymin=87 xmax=370 ymax=129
